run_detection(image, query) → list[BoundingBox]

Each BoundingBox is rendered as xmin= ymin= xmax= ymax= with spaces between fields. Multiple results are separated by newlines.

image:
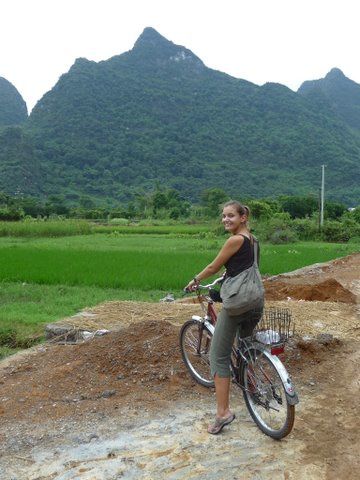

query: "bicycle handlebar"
xmin=184 ymin=274 xmax=225 ymax=293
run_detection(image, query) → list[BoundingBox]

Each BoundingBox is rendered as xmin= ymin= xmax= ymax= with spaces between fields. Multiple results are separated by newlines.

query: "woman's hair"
xmin=223 ymin=200 xmax=250 ymax=217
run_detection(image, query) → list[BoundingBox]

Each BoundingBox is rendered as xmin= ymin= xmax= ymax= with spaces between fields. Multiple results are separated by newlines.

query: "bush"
xmin=201 ymin=188 xmax=229 ymax=217
xmin=278 ymin=195 xmax=318 ymax=218
xmin=109 ymin=218 xmax=130 ymax=226
xmin=292 ymin=218 xmax=319 ymax=241
xmin=169 ymin=207 xmax=181 ymax=220
xmin=324 ymin=202 xmax=347 ymax=220
xmin=253 ymin=213 xmax=294 ymax=243
xmin=349 ymin=207 xmax=360 ymax=223
xmin=69 ymin=207 xmax=109 ymax=219
xmin=247 ymin=200 xmax=272 ymax=219
xmin=348 ymin=236 xmax=360 ymax=244
xmin=268 ymin=228 xmax=299 ymax=244
xmin=321 ymin=219 xmax=360 ymax=242
xmin=320 ymin=221 xmax=347 ymax=242
xmin=0 ymin=206 xmax=24 ymax=221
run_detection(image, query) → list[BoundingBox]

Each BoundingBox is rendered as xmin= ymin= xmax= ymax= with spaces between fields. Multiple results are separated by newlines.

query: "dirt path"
xmin=0 ymin=254 xmax=359 ymax=479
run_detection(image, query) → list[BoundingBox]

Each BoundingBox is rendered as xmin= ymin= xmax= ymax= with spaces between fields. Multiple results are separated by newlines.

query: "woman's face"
xmin=222 ymin=205 xmax=247 ymax=233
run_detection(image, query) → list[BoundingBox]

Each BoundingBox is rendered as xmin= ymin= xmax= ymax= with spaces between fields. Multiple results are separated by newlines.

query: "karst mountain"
xmin=0 ymin=27 xmax=359 ymax=204
xmin=0 ymin=77 xmax=27 ymax=126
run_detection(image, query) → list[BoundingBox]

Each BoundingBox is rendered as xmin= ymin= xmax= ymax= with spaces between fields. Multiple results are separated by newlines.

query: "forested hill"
xmin=1 ymin=28 xmax=360 ymax=204
xmin=0 ymin=77 xmax=28 ymax=126
xmin=298 ymin=68 xmax=360 ymax=131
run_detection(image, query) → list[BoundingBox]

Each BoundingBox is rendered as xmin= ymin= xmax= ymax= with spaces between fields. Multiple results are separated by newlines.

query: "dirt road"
xmin=0 ymin=254 xmax=359 ymax=479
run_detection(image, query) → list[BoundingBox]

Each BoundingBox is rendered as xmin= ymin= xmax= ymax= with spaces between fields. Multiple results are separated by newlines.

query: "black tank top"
xmin=224 ymin=235 xmax=254 ymax=278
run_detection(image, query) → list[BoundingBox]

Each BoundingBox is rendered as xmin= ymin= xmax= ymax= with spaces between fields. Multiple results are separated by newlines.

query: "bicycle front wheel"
xmin=241 ymin=348 xmax=295 ymax=439
xmin=180 ymin=319 xmax=214 ymax=388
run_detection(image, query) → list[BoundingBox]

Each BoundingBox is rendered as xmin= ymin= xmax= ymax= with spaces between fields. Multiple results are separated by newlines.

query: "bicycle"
xmin=179 ymin=276 xmax=299 ymax=439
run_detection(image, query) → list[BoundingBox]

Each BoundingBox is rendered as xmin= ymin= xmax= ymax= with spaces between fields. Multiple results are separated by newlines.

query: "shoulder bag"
xmin=220 ymin=235 xmax=265 ymax=316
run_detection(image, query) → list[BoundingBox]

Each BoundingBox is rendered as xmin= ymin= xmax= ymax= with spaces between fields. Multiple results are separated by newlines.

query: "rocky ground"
xmin=0 ymin=253 xmax=359 ymax=480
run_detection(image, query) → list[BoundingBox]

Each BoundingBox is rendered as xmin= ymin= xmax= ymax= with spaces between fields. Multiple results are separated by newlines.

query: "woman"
xmin=185 ymin=200 xmax=263 ymax=434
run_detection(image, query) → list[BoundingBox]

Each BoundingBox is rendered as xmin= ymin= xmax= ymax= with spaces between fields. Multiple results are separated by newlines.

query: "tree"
xmin=44 ymin=195 xmax=69 ymax=215
xmin=278 ymin=195 xmax=318 ymax=218
xmin=20 ymin=197 xmax=45 ymax=217
xmin=79 ymin=196 xmax=95 ymax=209
xmin=324 ymin=201 xmax=347 ymax=220
xmin=201 ymin=188 xmax=229 ymax=218
xmin=247 ymin=200 xmax=272 ymax=219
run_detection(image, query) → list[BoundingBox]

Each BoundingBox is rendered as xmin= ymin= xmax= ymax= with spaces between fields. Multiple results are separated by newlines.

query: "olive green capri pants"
xmin=210 ymin=306 xmax=263 ymax=378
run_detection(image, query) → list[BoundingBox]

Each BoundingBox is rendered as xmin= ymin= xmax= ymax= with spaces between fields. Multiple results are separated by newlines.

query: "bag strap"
xmin=236 ymin=233 xmax=259 ymax=267
xmin=250 ymin=234 xmax=259 ymax=267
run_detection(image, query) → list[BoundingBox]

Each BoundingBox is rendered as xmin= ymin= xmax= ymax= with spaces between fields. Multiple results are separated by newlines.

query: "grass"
xmin=0 ymin=233 xmax=358 ymax=359
xmin=0 ymin=236 xmax=358 ymax=288
xmin=93 ymin=224 xmax=212 ymax=235
xmin=0 ymin=233 xmax=222 ymax=252
xmin=0 ymin=248 xmax=214 ymax=289
xmin=0 ymin=220 xmax=212 ymax=237
xmin=259 ymin=242 xmax=360 ymax=275
xmin=0 ymin=282 xmax=165 ymax=359
xmin=0 ymin=220 xmax=93 ymax=237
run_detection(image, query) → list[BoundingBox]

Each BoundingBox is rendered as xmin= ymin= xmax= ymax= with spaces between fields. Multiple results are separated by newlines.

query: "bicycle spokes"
xmin=180 ymin=320 xmax=214 ymax=387
xmin=242 ymin=348 xmax=295 ymax=438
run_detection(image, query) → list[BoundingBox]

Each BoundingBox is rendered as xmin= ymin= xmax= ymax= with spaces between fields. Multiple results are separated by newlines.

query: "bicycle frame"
xmin=190 ymin=290 xmax=217 ymax=335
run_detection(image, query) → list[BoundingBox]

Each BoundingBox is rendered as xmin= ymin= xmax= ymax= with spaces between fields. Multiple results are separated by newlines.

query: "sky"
xmin=1 ymin=0 xmax=359 ymax=112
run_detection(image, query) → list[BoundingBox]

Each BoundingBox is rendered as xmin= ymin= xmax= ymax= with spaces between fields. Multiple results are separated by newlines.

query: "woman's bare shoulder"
xmin=224 ymin=235 xmax=245 ymax=247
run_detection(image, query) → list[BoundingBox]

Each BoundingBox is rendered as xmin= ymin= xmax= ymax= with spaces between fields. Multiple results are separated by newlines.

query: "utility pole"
xmin=320 ymin=165 xmax=326 ymax=227
xmin=318 ymin=187 xmax=321 ymax=231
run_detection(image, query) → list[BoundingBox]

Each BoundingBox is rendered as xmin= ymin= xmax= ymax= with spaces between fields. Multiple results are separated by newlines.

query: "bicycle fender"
xmin=286 ymin=391 xmax=299 ymax=405
xmin=256 ymin=346 xmax=299 ymax=404
xmin=204 ymin=320 xmax=215 ymax=335
xmin=191 ymin=316 xmax=215 ymax=335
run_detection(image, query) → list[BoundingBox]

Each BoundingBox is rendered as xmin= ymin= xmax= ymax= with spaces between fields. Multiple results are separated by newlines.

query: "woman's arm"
xmin=185 ymin=235 xmax=244 ymax=289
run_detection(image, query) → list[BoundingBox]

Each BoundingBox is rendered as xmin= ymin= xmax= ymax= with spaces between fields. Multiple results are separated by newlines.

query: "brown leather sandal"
xmin=207 ymin=413 xmax=236 ymax=435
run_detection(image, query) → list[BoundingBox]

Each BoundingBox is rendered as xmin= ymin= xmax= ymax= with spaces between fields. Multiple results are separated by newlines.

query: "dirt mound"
xmin=264 ymin=278 xmax=357 ymax=303
xmin=55 ymin=300 xmax=203 ymax=332
xmin=285 ymin=334 xmax=342 ymax=371
xmin=94 ymin=320 xmax=185 ymax=381
xmin=0 ymin=320 xmax=201 ymax=425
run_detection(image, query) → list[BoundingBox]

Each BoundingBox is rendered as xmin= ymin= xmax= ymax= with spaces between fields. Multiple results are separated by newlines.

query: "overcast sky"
xmin=1 ymin=0 xmax=359 ymax=112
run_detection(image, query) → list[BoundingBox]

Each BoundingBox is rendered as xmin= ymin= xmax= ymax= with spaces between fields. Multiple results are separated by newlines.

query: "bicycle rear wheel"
xmin=180 ymin=319 xmax=214 ymax=388
xmin=241 ymin=348 xmax=295 ymax=439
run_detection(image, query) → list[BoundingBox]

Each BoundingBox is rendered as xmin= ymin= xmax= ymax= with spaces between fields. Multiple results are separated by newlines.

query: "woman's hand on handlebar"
xmin=184 ymin=273 xmax=225 ymax=292
xmin=184 ymin=278 xmax=199 ymax=292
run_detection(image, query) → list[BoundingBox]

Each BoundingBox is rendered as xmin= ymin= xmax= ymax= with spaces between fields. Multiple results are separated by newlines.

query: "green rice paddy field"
xmin=0 ymin=232 xmax=359 ymax=358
